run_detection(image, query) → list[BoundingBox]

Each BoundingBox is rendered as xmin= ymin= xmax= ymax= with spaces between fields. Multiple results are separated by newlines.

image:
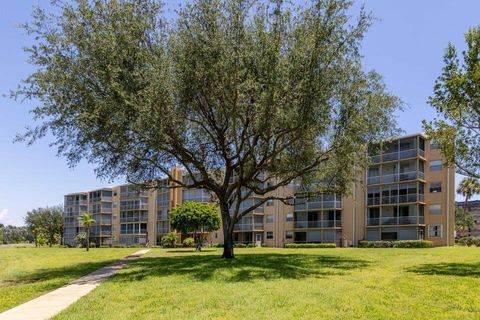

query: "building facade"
xmin=63 ymin=133 xmax=455 ymax=247
xmin=455 ymin=200 xmax=480 ymax=237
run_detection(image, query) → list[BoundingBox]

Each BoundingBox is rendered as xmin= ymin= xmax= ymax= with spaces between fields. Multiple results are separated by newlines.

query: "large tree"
xmin=15 ymin=0 xmax=401 ymax=258
xmin=423 ymin=26 xmax=480 ymax=177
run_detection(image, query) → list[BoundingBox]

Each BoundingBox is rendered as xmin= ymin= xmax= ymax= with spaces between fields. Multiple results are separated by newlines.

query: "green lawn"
xmin=52 ymin=247 xmax=480 ymax=320
xmin=0 ymin=247 xmax=136 ymax=312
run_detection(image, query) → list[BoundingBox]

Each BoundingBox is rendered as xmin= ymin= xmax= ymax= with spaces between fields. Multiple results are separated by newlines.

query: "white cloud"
xmin=0 ymin=208 xmax=8 ymax=223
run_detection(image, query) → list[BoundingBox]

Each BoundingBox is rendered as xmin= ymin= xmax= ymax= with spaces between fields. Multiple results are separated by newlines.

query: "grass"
xmin=51 ymin=246 xmax=480 ymax=320
xmin=0 ymin=246 xmax=136 ymax=312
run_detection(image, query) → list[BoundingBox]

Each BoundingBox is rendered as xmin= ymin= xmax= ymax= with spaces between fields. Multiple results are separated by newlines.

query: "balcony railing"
xmin=234 ymin=223 xmax=264 ymax=231
xmin=370 ymin=148 xmax=425 ymax=163
xmin=294 ymin=201 xmax=342 ymax=211
xmin=367 ymin=216 xmax=424 ymax=226
xmin=294 ymin=220 xmax=341 ymax=228
xmin=368 ymin=194 xmax=425 ymax=205
xmin=368 ymin=171 xmax=426 ymax=186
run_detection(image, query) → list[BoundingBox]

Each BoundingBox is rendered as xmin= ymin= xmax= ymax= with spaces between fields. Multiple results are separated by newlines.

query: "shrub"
xmin=359 ymin=240 xmax=432 ymax=248
xmin=161 ymin=231 xmax=179 ymax=248
xmin=284 ymin=243 xmax=336 ymax=248
xmin=391 ymin=240 xmax=433 ymax=248
xmin=457 ymin=237 xmax=480 ymax=247
xmin=234 ymin=243 xmax=247 ymax=248
xmin=474 ymin=237 xmax=480 ymax=247
xmin=183 ymin=237 xmax=195 ymax=247
xmin=246 ymin=243 xmax=257 ymax=248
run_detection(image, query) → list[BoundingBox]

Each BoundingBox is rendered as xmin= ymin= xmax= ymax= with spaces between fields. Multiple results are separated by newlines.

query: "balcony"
xmin=367 ymin=216 xmax=424 ymax=226
xmin=294 ymin=220 xmax=341 ymax=228
xmin=368 ymin=171 xmax=426 ymax=186
xmin=368 ymin=194 xmax=425 ymax=206
xmin=370 ymin=148 xmax=425 ymax=163
xmin=234 ymin=223 xmax=264 ymax=231
xmin=294 ymin=201 xmax=342 ymax=211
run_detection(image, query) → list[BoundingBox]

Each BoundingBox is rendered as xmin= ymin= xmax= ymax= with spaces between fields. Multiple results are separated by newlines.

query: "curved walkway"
xmin=0 ymin=249 xmax=150 ymax=320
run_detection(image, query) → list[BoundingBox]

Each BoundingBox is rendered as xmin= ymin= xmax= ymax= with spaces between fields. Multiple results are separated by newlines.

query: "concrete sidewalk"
xmin=0 ymin=249 xmax=150 ymax=320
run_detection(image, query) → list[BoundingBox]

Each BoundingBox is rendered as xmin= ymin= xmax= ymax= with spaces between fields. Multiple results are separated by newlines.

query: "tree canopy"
xmin=16 ymin=0 xmax=401 ymax=258
xmin=24 ymin=206 xmax=63 ymax=247
xmin=423 ymin=26 xmax=480 ymax=178
xmin=170 ymin=201 xmax=221 ymax=238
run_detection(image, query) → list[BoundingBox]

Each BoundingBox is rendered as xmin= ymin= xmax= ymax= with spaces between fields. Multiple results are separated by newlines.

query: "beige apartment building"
xmin=63 ymin=133 xmax=455 ymax=247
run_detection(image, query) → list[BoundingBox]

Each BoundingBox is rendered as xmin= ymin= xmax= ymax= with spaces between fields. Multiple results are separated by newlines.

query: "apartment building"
xmin=63 ymin=133 xmax=454 ymax=247
xmin=455 ymin=200 xmax=480 ymax=237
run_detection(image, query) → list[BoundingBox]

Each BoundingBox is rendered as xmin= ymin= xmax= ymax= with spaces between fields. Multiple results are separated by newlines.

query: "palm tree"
xmin=78 ymin=213 xmax=95 ymax=251
xmin=457 ymin=177 xmax=480 ymax=213
xmin=457 ymin=177 xmax=480 ymax=236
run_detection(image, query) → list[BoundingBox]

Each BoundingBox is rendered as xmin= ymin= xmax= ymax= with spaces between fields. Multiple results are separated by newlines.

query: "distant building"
xmin=455 ymin=200 xmax=480 ymax=237
xmin=64 ymin=133 xmax=455 ymax=247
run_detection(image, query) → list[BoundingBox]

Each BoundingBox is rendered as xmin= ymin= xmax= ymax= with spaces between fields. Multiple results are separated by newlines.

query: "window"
xmin=285 ymin=231 xmax=293 ymax=239
xmin=266 ymin=231 xmax=274 ymax=239
xmin=429 ymin=160 xmax=442 ymax=171
xmin=266 ymin=214 xmax=274 ymax=223
xmin=429 ymin=182 xmax=442 ymax=193
xmin=215 ymin=233 xmax=218 ymax=239
xmin=429 ymin=204 xmax=442 ymax=215
xmin=428 ymin=224 xmax=443 ymax=237
xmin=266 ymin=199 xmax=274 ymax=206
xmin=286 ymin=213 xmax=294 ymax=222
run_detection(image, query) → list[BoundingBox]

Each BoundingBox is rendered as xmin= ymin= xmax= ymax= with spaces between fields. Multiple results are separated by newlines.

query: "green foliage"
xmin=24 ymin=206 xmax=63 ymax=247
xmin=391 ymin=241 xmax=433 ymax=248
xmin=0 ymin=225 xmax=32 ymax=244
xmin=285 ymin=243 xmax=336 ymax=248
xmin=234 ymin=243 xmax=247 ymax=248
xmin=170 ymin=202 xmax=221 ymax=236
xmin=182 ymin=237 xmax=195 ymax=248
xmin=75 ymin=232 xmax=87 ymax=248
xmin=359 ymin=240 xmax=432 ymax=248
xmin=455 ymin=207 xmax=475 ymax=233
xmin=457 ymin=237 xmax=480 ymax=247
xmin=16 ymin=0 xmax=401 ymax=258
xmin=423 ymin=26 xmax=480 ymax=178
xmin=161 ymin=232 xmax=179 ymax=248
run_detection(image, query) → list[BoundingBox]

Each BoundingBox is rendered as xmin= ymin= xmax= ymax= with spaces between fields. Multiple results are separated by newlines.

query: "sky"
xmin=1 ymin=0 xmax=479 ymax=226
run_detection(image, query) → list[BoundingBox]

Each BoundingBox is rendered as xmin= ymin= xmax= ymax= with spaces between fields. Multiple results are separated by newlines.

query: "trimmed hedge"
xmin=284 ymin=243 xmax=336 ymax=248
xmin=358 ymin=240 xmax=432 ymax=248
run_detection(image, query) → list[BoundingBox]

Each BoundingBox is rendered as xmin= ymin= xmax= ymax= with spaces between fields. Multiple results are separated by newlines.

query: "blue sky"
xmin=0 ymin=0 xmax=479 ymax=226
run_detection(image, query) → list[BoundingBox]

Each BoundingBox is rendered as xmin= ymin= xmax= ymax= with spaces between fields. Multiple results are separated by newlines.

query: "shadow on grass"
xmin=1 ymin=260 xmax=119 ymax=286
xmin=112 ymin=253 xmax=370 ymax=283
xmin=407 ymin=262 xmax=480 ymax=278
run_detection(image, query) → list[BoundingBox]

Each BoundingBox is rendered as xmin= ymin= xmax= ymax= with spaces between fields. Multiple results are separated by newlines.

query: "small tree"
xmin=170 ymin=202 xmax=221 ymax=251
xmin=75 ymin=232 xmax=87 ymax=248
xmin=161 ymin=231 xmax=179 ymax=248
xmin=455 ymin=207 xmax=475 ymax=236
xmin=78 ymin=213 xmax=95 ymax=251
xmin=25 ymin=206 xmax=63 ymax=246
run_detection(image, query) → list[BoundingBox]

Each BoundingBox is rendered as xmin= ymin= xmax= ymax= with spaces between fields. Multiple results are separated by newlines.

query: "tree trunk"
xmin=219 ymin=201 xmax=235 ymax=259
xmin=222 ymin=230 xmax=234 ymax=259
xmin=86 ymin=229 xmax=90 ymax=252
